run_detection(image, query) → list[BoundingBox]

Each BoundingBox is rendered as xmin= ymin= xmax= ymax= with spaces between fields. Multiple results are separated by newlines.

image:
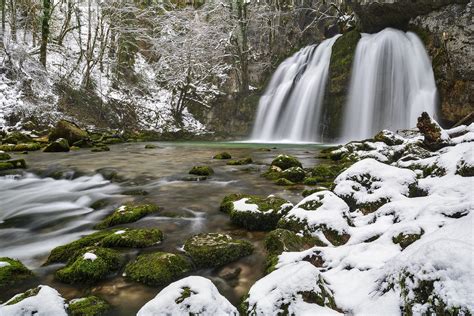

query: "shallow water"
xmin=0 ymin=141 xmax=325 ymax=314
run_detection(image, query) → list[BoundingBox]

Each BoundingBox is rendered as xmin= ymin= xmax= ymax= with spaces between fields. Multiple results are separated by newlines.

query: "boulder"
xmin=94 ymin=204 xmax=160 ymax=229
xmin=270 ymin=154 xmax=302 ymax=170
xmin=49 ymin=120 xmax=88 ymax=144
xmin=43 ymin=138 xmax=70 ymax=152
xmin=213 ymin=152 xmax=232 ymax=159
xmin=68 ymin=296 xmax=110 ymax=316
xmin=417 ymin=112 xmax=451 ymax=150
xmin=189 ymin=166 xmax=214 ymax=176
xmin=0 ymin=257 xmax=33 ymax=289
xmin=3 ymin=132 xmax=32 ymax=144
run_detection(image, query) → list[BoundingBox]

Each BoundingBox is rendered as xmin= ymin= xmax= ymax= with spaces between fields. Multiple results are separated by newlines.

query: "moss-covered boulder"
xmin=274 ymin=178 xmax=295 ymax=186
xmin=264 ymin=229 xmax=315 ymax=256
xmin=124 ymin=252 xmax=192 ymax=286
xmin=320 ymin=29 xmax=361 ymax=140
xmin=213 ymin=152 xmax=232 ymax=159
xmin=183 ymin=233 xmax=254 ymax=268
xmin=49 ymin=120 xmax=88 ymax=144
xmin=46 ymin=230 xmax=118 ymax=264
xmin=68 ymin=296 xmax=110 ymax=316
xmin=0 ymin=143 xmax=41 ymax=152
xmin=270 ymin=154 xmax=302 ymax=170
xmin=3 ymin=132 xmax=32 ymax=144
xmin=280 ymin=166 xmax=306 ymax=183
xmin=55 ymin=247 xmax=121 ymax=284
xmin=43 ymin=138 xmax=70 ymax=152
xmin=0 ymin=152 xmax=11 ymax=160
xmin=0 ymin=159 xmax=27 ymax=171
xmin=144 ymin=144 xmax=158 ymax=149
xmin=226 ymin=157 xmax=253 ymax=165
xmin=220 ymin=194 xmax=293 ymax=231
xmin=100 ymin=228 xmax=163 ymax=248
xmin=0 ymin=257 xmax=33 ymax=289
xmin=91 ymin=145 xmax=110 ymax=152
xmin=189 ymin=165 xmax=214 ymax=176
xmin=94 ymin=204 xmax=159 ymax=229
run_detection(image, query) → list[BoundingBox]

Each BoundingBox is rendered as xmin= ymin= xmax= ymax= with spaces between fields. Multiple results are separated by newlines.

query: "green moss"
xmin=189 ymin=165 xmax=214 ymax=176
xmin=220 ymin=194 xmax=292 ymax=231
xmin=213 ymin=152 xmax=232 ymax=159
xmin=183 ymin=233 xmax=254 ymax=268
xmin=55 ymin=247 xmax=121 ymax=284
xmin=0 ymin=152 xmax=11 ymax=160
xmin=303 ymin=177 xmax=319 ymax=185
xmin=270 ymin=154 xmax=302 ymax=170
xmin=68 ymin=296 xmax=110 ymax=316
xmin=456 ymin=159 xmax=474 ymax=177
xmin=320 ymin=30 xmax=361 ymax=139
xmin=175 ymin=287 xmax=194 ymax=304
xmin=0 ymin=162 xmax=14 ymax=171
xmin=91 ymin=146 xmax=110 ymax=152
xmin=124 ymin=252 xmax=192 ymax=286
xmin=264 ymin=254 xmax=279 ymax=275
xmin=302 ymin=188 xmax=327 ymax=198
xmin=280 ymin=167 xmax=306 ymax=183
xmin=264 ymin=229 xmax=315 ymax=255
xmin=94 ymin=204 xmax=160 ymax=229
xmin=3 ymin=132 xmax=32 ymax=144
xmin=274 ymin=178 xmax=295 ymax=186
xmin=227 ymin=157 xmax=253 ymax=165
xmin=49 ymin=120 xmax=89 ymax=144
xmin=43 ymin=138 xmax=70 ymax=152
xmin=0 ymin=257 xmax=33 ymax=289
xmin=100 ymin=228 xmax=163 ymax=248
xmin=144 ymin=144 xmax=158 ymax=149
xmin=0 ymin=143 xmax=42 ymax=152
xmin=322 ymin=226 xmax=350 ymax=246
xmin=5 ymin=287 xmax=40 ymax=305
xmin=262 ymin=168 xmax=282 ymax=181
xmin=392 ymin=231 xmax=423 ymax=249
xmin=46 ymin=230 xmax=117 ymax=264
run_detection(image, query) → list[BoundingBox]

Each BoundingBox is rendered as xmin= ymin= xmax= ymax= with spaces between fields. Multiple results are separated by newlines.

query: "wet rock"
xmin=96 ymin=167 xmax=120 ymax=181
xmin=0 ymin=257 xmax=34 ymax=289
xmin=55 ymin=247 xmax=121 ymax=284
xmin=43 ymin=138 xmax=70 ymax=152
xmin=0 ymin=152 xmax=11 ymax=160
xmin=0 ymin=143 xmax=41 ymax=152
xmin=218 ymin=266 xmax=242 ymax=281
xmin=68 ymin=296 xmax=110 ymax=316
xmin=49 ymin=120 xmax=88 ymax=144
xmin=220 ymin=194 xmax=293 ymax=231
xmin=144 ymin=144 xmax=158 ymax=149
xmin=417 ymin=112 xmax=451 ymax=150
xmin=280 ymin=166 xmax=306 ymax=183
xmin=189 ymin=165 xmax=214 ymax=176
xmin=274 ymin=178 xmax=295 ymax=186
xmin=270 ymin=154 xmax=302 ymax=170
xmin=124 ymin=252 xmax=192 ymax=286
xmin=0 ymin=159 xmax=27 ymax=171
xmin=100 ymin=228 xmax=163 ymax=248
xmin=3 ymin=132 xmax=32 ymax=144
xmin=226 ymin=157 xmax=253 ymax=165
xmin=91 ymin=145 xmax=110 ymax=152
xmin=213 ymin=152 xmax=232 ymax=159
xmin=183 ymin=233 xmax=254 ymax=268
xmin=94 ymin=204 xmax=160 ymax=229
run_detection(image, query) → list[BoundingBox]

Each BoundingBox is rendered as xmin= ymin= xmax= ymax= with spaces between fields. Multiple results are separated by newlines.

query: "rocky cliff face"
xmin=409 ymin=3 xmax=473 ymax=126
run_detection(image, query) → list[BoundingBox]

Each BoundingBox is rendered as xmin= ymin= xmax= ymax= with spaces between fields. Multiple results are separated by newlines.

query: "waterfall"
xmin=340 ymin=28 xmax=438 ymax=141
xmin=251 ymin=35 xmax=341 ymax=143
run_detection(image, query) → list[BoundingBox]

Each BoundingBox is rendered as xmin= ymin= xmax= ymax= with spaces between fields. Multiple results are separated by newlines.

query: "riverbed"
xmin=0 ymin=141 xmax=326 ymax=315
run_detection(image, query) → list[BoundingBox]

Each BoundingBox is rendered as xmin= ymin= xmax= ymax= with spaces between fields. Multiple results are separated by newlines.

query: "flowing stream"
xmin=0 ymin=142 xmax=324 ymax=315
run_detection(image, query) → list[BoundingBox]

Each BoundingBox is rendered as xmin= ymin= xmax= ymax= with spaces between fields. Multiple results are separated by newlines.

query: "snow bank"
xmin=137 ymin=276 xmax=238 ymax=316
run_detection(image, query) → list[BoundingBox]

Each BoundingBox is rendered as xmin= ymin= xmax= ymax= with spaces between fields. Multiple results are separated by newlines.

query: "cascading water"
xmin=251 ymin=35 xmax=341 ymax=143
xmin=250 ymin=28 xmax=437 ymax=143
xmin=340 ymin=28 xmax=438 ymax=141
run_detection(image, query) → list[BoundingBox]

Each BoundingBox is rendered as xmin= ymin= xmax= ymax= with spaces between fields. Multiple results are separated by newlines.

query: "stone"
xmin=43 ymin=138 xmax=70 ymax=152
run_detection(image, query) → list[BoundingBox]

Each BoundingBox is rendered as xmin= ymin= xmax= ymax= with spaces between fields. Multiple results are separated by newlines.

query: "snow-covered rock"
xmin=137 ymin=276 xmax=238 ymax=316
xmin=0 ymin=285 xmax=67 ymax=316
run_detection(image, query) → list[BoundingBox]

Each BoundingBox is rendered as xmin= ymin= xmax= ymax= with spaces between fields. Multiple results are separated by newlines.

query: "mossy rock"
xmin=270 ymin=154 xmax=302 ymax=170
xmin=280 ymin=166 xmax=306 ymax=183
xmin=274 ymin=178 xmax=295 ymax=186
xmin=0 ymin=143 xmax=41 ymax=152
xmin=100 ymin=228 xmax=163 ymax=248
xmin=0 ymin=257 xmax=33 ymax=289
xmin=3 ymin=132 xmax=32 ymax=144
xmin=68 ymin=296 xmax=110 ymax=316
xmin=220 ymin=194 xmax=292 ymax=231
xmin=4 ymin=286 xmax=41 ymax=305
xmin=183 ymin=233 xmax=254 ymax=268
xmin=43 ymin=138 xmax=70 ymax=152
xmin=189 ymin=165 xmax=214 ymax=176
xmin=264 ymin=229 xmax=319 ymax=256
xmin=374 ymin=130 xmax=404 ymax=146
xmin=392 ymin=231 xmax=424 ymax=250
xmin=144 ymin=144 xmax=158 ymax=149
xmin=302 ymin=187 xmax=328 ymax=197
xmin=456 ymin=159 xmax=474 ymax=177
xmin=227 ymin=157 xmax=253 ymax=165
xmin=213 ymin=152 xmax=232 ymax=159
xmin=46 ymin=230 xmax=118 ymax=264
xmin=49 ymin=120 xmax=88 ymax=144
xmin=91 ymin=146 xmax=110 ymax=152
xmin=124 ymin=252 xmax=192 ymax=286
xmin=94 ymin=204 xmax=160 ymax=229
xmin=0 ymin=152 xmax=11 ymax=160
xmin=55 ymin=247 xmax=121 ymax=284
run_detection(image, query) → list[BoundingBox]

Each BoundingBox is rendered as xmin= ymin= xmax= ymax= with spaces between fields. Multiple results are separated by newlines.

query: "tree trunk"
xmin=40 ymin=0 xmax=51 ymax=67
xmin=0 ymin=0 xmax=5 ymax=43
